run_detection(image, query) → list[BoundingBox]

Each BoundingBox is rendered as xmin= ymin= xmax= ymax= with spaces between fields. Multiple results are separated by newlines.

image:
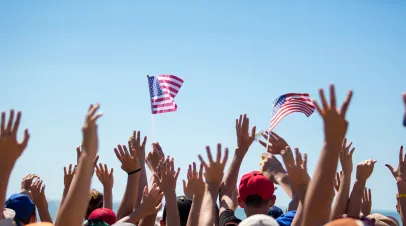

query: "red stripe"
xmin=152 ymin=106 xmax=177 ymax=114
xmin=160 ymin=84 xmax=180 ymax=96
xmin=152 ymin=102 xmax=175 ymax=108
xmin=269 ymin=103 xmax=315 ymax=129
xmin=159 ymin=74 xmax=184 ymax=83
xmin=151 ymin=96 xmax=172 ymax=103
xmin=159 ymin=79 xmax=182 ymax=89
xmin=284 ymin=93 xmax=310 ymax=98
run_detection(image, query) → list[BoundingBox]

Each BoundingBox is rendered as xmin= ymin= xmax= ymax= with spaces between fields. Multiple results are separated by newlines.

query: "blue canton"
xmin=149 ymin=76 xmax=163 ymax=98
xmin=271 ymin=95 xmax=286 ymax=117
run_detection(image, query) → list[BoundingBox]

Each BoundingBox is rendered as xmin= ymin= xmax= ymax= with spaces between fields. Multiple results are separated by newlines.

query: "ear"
xmin=238 ymin=196 xmax=245 ymax=208
xmin=268 ymin=195 xmax=276 ymax=208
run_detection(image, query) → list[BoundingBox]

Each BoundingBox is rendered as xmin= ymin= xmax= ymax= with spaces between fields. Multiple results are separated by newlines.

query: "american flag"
xmin=269 ymin=93 xmax=315 ymax=131
xmin=148 ymin=75 xmax=184 ymax=114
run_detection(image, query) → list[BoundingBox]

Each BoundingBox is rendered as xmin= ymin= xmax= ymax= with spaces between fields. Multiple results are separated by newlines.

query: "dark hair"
xmin=18 ymin=208 xmax=36 ymax=225
xmin=162 ymin=196 xmax=192 ymax=226
xmin=245 ymin=195 xmax=271 ymax=208
xmin=86 ymin=189 xmax=103 ymax=219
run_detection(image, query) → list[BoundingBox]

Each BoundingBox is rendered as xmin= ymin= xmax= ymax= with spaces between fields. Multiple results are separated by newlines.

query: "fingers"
xmin=93 ymin=155 xmax=99 ymax=167
xmin=303 ymin=153 xmax=308 ymax=169
xmin=312 ymin=100 xmax=323 ymax=116
xmin=251 ymin=126 xmax=256 ymax=140
xmin=319 ymin=88 xmax=329 ymax=110
xmin=64 ymin=167 xmax=67 ymax=175
xmin=198 ymin=154 xmax=208 ymax=169
xmin=174 ymin=167 xmax=181 ymax=181
xmin=153 ymin=174 xmax=161 ymax=185
xmin=6 ymin=109 xmax=14 ymax=133
xmin=330 ymin=83 xmax=336 ymax=109
xmin=216 ymin=143 xmax=222 ymax=163
xmin=341 ymin=89 xmax=353 ymax=116
xmin=368 ymin=188 xmax=372 ymax=201
xmin=0 ymin=112 xmax=5 ymax=135
xmin=199 ymin=163 xmax=203 ymax=179
xmin=294 ymin=148 xmax=303 ymax=166
xmin=385 ymin=164 xmax=394 ymax=172
xmin=142 ymin=136 xmax=147 ymax=148
xmin=11 ymin=111 xmax=21 ymax=136
xmin=222 ymin=148 xmax=229 ymax=166
xmin=192 ymin=162 xmax=197 ymax=176
xmin=114 ymin=148 xmax=123 ymax=162
xmin=183 ymin=180 xmax=187 ymax=191
xmin=20 ymin=129 xmax=30 ymax=150
xmin=206 ymin=146 xmax=214 ymax=164
xmin=400 ymin=146 xmax=404 ymax=163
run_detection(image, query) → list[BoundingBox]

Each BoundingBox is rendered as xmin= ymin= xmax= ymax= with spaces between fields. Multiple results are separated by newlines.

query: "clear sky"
xmin=1 ymin=1 xmax=405 ymax=211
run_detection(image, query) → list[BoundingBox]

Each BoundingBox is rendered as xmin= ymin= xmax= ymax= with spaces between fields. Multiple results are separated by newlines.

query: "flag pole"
xmin=147 ymin=75 xmax=157 ymax=142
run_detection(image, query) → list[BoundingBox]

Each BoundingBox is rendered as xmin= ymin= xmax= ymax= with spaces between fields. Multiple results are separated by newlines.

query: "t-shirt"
xmin=219 ymin=209 xmax=297 ymax=226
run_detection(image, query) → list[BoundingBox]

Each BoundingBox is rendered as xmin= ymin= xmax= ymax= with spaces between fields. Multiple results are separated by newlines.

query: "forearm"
xmin=397 ymin=181 xmax=406 ymax=225
xmin=199 ymin=184 xmax=219 ymax=226
xmin=103 ymin=186 xmax=113 ymax=210
xmin=37 ymin=205 xmax=53 ymax=223
xmin=291 ymin=202 xmax=303 ymax=226
xmin=331 ymin=175 xmax=351 ymax=220
xmin=0 ymin=165 xmax=13 ymax=219
xmin=118 ymin=207 xmax=149 ymax=224
xmin=274 ymin=173 xmax=293 ymax=199
xmin=303 ymin=143 xmax=340 ymax=226
xmin=55 ymin=156 xmax=94 ymax=226
xmin=117 ymin=173 xmax=140 ymax=220
xmin=165 ymin=190 xmax=181 ymax=226
xmin=346 ymin=179 xmax=366 ymax=218
xmin=220 ymin=154 xmax=242 ymax=210
xmin=135 ymin=164 xmax=147 ymax=209
xmin=187 ymin=194 xmax=204 ymax=226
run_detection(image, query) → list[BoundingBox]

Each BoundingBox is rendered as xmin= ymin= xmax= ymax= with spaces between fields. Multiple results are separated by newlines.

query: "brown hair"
xmin=86 ymin=189 xmax=103 ymax=219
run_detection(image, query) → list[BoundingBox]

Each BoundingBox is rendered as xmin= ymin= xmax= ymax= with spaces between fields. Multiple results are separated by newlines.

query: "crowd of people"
xmin=1 ymin=84 xmax=406 ymax=226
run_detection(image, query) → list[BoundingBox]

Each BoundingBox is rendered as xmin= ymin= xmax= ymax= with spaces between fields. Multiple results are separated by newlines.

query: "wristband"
xmin=397 ymin=179 xmax=406 ymax=184
xmin=399 ymin=194 xmax=406 ymax=198
xmin=128 ymin=168 xmax=141 ymax=175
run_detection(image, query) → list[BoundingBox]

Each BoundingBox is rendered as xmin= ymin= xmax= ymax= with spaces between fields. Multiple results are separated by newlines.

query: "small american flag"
xmin=148 ymin=74 xmax=184 ymax=114
xmin=269 ymin=93 xmax=315 ymax=131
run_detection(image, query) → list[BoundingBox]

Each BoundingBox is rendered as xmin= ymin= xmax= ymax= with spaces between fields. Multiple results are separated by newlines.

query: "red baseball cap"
xmin=88 ymin=208 xmax=117 ymax=225
xmin=239 ymin=171 xmax=275 ymax=203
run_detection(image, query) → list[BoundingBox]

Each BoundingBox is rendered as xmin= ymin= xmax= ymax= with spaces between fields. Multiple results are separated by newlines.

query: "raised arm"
xmin=386 ymin=146 xmax=406 ymax=225
xmin=303 ymin=84 xmax=353 ymax=226
xmin=115 ymin=144 xmax=141 ymax=220
xmin=220 ymin=114 xmax=255 ymax=213
xmin=154 ymin=157 xmax=181 ymax=226
xmin=280 ymin=147 xmax=310 ymax=226
xmin=95 ymin=163 xmax=114 ymax=210
xmin=129 ymin=131 xmax=148 ymax=209
xmin=185 ymin=162 xmax=205 ymax=226
xmin=199 ymin=144 xmax=228 ymax=226
xmin=331 ymin=139 xmax=355 ymax=220
xmin=31 ymin=179 xmax=53 ymax=223
xmin=0 ymin=110 xmax=30 ymax=219
xmin=55 ymin=104 xmax=102 ymax=226
xmin=346 ymin=159 xmax=375 ymax=218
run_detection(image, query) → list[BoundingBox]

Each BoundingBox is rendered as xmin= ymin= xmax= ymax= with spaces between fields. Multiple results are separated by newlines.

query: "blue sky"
xmin=1 ymin=1 xmax=405 ymax=211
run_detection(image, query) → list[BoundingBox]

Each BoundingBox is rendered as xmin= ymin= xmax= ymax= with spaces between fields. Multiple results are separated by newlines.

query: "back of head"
xmin=162 ymin=196 xmax=192 ymax=226
xmin=238 ymin=171 xmax=275 ymax=213
xmin=239 ymin=214 xmax=279 ymax=226
xmin=268 ymin=206 xmax=283 ymax=219
xmin=5 ymin=194 xmax=35 ymax=224
xmin=86 ymin=189 xmax=103 ymax=219
xmin=367 ymin=213 xmax=398 ymax=226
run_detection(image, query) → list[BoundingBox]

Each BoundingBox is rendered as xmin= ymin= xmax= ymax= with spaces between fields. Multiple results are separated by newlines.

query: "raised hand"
xmin=21 ymin=173 xmax=38 ymax=192
xmin=361 ymin=187 xmax=372 ymax=216
xmin=198 ymin=144 xmax=229 ymax=187
xmin=146 ymin=142 xmax=165 ymax=173
xmin=385 ymin=146 xmax=406 ymax=181
xmin=114 ymin=144 xmax=140 ymax=173
xmin=235 ymin=114 xmax=256 ymax=157
xmin=183 ymin=162 xmax=205 ymax=199
xmin=313 ymin=84 xmax=353 ymax=147
xmin=340 ymin=138 xmax=355 ymax=175
xmin=31 ymin=179 xmax=48 ymax=208
xmin=154 ymin=157 xmax=180 ymax=193
xmin=95 ymin=163 xmax=114 ymax=189
xmin=260 ymin=153 xmax=286 ymax=182
xmin=259 ymin=131 xmax=289 ymax=155
xmin=64 ymin=164 xmax=76 ymax=189
xmin=0 ymin=110 xmax=30 ymax=162
xmin=81 ymin=104 xmax=102 ymax=159
xmin=139 ymin=184 xmax=164 ymax=216
xmin=281 ymin=147 xmax=310 ymax=188
xmin=356 ymin=159 xmax=377 ymax=183
xmin=128 ymin=131 xmax=147 ymax=164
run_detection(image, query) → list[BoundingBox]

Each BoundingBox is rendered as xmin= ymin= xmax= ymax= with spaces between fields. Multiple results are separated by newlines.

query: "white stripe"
xmin=160 ymin=82 xmax=181 ymax=92
xmin=152 ymin=99 xmax=174 ymax=105
xmin=151 ymin=93 xmax=171 ymax=100
xmin=158 ymin=77 xmax=183 ymax=87
xmin=152 ymin=105 xmax=176 ymax=111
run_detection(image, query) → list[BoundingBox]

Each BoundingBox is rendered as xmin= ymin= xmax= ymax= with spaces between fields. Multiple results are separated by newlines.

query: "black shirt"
xmin=219 ymin=209 xmax=241 ymax=226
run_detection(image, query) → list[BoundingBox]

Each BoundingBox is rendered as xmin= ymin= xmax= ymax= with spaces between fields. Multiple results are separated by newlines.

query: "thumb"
xmin=183 ymin=180 xmax=187 ymax=190
xmin=385 ymin=164 xmax=394 ymax=172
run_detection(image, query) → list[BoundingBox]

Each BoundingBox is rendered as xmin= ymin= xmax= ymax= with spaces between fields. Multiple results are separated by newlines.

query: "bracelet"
xmin=128 ymin=168 xmax=141 ymax=175
xmin=397 ymin=179 xmax=406 ymax=184
xmin=399 ymin=194 xmax=406 ymax=198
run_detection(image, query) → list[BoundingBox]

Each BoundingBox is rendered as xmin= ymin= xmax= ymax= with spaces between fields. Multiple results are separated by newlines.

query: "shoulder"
xmin=219 ymin=209 xmax=242 ymax=226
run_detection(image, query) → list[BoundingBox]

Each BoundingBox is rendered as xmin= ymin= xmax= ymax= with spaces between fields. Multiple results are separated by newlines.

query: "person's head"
xmin=86 ymin=189 xmax=103 ymax=219
xmin=238 ymin=171 xmax=276 ymax=217
xmin=87 ymin=208 xmax=117 ymax=226
xmin=268 ymin=206 xmax=283 ymax=219
xmin=367 ymin=213 xmax=398 ymax=226
xmin=239 ymin=214 xmax=279 ymax=226
xmin=325 ymin=218 xmax=365 ymax=226
xmin=160 ymin=196 xmax=192 ymax=226
xmin=5 ymin=194 xmax=36 ymax=225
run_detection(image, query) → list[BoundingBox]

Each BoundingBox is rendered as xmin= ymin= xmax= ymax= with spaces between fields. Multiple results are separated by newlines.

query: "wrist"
xmin=234 ymin=148 xmax=247 ymax=159
xmin=355 ymin=179 xmax=367 ymax=186
xmin=274 ymin=172 xmax=288 ymax=182
xmin=323 ymin=142 xmax=341 ymax=153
